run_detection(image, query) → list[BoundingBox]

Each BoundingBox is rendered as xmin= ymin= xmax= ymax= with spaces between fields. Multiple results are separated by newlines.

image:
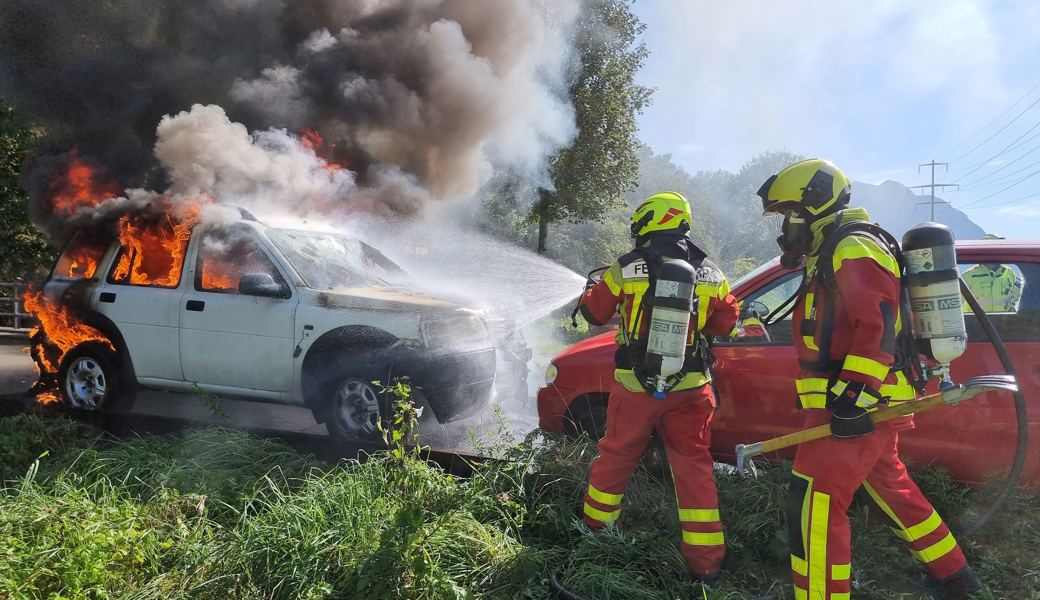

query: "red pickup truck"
xmin=538 ymin=240 xmax=1040 ymax=486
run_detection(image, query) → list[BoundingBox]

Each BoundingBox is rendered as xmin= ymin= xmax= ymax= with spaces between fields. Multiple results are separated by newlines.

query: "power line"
xmin=957 ymin=167 xmax=1040 ymax=209
xmin=959 ymin=188 xmax=1040 ymax=211
xmin=959 ymin=156 xmax=1040 ymax=191
xmin=957 ymin=139 xmax=1040 ymax=188
xmin=947 ymin=82 xmax=1040 ymax=163
xmin=952 ymin=118 xmax=1040 ymax=182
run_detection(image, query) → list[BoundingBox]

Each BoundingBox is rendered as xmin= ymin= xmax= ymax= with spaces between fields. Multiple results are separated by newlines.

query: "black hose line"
xmin=549 ymin=565 xmax=590 ymax=600
xmin=958 ymin=278 xmax=1030 ymax=537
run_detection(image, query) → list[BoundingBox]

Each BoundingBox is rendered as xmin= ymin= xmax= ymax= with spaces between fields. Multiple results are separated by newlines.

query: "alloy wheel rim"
xmin=335 ymin=379 xmax=380 ymax=435
xmin=66 ymin=357 xmax=107 ymax=409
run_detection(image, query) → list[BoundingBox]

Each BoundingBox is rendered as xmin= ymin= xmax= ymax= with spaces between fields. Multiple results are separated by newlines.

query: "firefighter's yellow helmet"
xmin=631 ymin=192 xmax=692 ymax=237
xmin=757 ymin=159 xmax=851 ymax=217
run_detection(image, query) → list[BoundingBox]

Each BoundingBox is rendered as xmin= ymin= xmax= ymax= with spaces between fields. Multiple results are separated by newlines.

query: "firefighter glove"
xmin=828 ymin=380 xmax=882 ymax=438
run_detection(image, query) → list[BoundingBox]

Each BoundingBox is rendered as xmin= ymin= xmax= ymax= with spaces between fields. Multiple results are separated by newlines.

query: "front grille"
xmin=422 ymin=314 xmax=491 ymax=348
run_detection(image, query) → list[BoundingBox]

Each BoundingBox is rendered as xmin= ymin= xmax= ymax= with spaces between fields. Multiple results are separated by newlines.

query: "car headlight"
xmin=544 ymin=363 xmax=559 ymax=386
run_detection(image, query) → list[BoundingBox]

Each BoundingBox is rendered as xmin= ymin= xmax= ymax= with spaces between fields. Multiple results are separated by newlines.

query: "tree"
xmin=0 ymin=101 xmax=52 ymax=281
xmin=532 ymin=0 xmax=652 ymax=254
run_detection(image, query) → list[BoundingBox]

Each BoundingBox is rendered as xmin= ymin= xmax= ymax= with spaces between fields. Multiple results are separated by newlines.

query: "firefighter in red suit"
xmin=757 ymin=159 xmax=982 ymax=599
xmin=577 ymin=192 xmax=739 ymax=582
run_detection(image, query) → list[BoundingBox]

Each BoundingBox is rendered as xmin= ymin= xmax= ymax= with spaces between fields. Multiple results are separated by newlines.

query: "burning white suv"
xmin=37 ymin=208 xmax=496 ymax=441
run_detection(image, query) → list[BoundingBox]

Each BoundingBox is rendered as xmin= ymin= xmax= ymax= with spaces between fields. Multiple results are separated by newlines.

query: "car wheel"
xmin=564 ymin=395 xmax=608 ymax=440
xmin=326 ymin=377 xmax=385 ymax=442
xmin=58 ymin=342 xmax=131 ymax=412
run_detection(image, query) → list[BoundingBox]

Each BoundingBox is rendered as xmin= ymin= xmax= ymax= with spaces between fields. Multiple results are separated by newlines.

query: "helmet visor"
xmin=757 ymin=175 xmax=782 ymax=215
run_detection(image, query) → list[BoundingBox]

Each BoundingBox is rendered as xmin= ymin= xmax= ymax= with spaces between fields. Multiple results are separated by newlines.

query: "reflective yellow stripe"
xmin=678 ymin=508 xmax=720 ymax=522
xmin=843 ymin=355 xmax=890 ymax=381
xmin=681 ymin=530 xmax=725 ymax=546
xmin=798 ymin=393 xmax=828 ymax=409
xmin=796 ymin=378 xmax=829 ymax=393
xmin=587 ymin=484 xmax=622 ymax=506
xmin=809 ymin=491 xmax=830 ymax=598
xmin=894 ymin=510 xmax=943 ymax=542
xmin=880 ymin=371 xmax=916 ymax=401
xmin=803 ymin=335 xmax=819 ymax=351
xmin=913 ymin=531 xmax=958 ymax=563
xmin=602 ymin=264 xmax=623 ymax=296
xmin=832 ymin=563 xmax=851 ymax=580
xmin=791 ymin=555 xmax=808 ymax=576
xmin=583 ymin=502 xmax=619 ymax=523
xmin=832 ymin=594 xmax=850 ymax=600
xmin=833 ymin=236 xmax=899 ymax=277
xmin=794 ymin=586 xmax=808 ymax=600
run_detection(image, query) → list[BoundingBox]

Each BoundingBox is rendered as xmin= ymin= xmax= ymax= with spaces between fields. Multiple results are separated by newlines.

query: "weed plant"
xmin=0 ymin=411 xmax=1036 ymax=599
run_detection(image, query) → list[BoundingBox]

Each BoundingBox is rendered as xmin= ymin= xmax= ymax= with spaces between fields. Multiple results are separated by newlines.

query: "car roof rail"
xmin=231 ymin=206 xmax=259 ymax=221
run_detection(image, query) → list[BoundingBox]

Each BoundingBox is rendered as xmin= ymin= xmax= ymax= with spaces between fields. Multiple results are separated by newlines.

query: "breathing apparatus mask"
xmin=776 ymin=208 xmax=812 ymax=269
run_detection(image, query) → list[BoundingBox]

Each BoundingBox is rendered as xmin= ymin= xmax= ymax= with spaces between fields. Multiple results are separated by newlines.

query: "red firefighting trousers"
xmin=582 ymin=382 xmax=724 ymax=576
xmin=789 ymin=413 xmax=967 ymax=599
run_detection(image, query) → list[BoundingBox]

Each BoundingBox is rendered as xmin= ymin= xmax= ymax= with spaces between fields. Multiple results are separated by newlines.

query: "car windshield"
xmin=266 ymin=229 xmax=405 ymax=289
xmin=730 ymin=257 xmax=781 ymax=291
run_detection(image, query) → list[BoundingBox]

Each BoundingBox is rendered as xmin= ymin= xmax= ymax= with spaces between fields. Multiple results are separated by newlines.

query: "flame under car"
xmin=37 ymin=209 xmax=496 ymax=441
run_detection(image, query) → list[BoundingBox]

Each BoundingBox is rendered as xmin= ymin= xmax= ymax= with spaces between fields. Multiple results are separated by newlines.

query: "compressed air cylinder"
xmin=645 ymin=259 xmax=697 ymax=397
xmin=902 ymin=223 xmax=967 ymax=369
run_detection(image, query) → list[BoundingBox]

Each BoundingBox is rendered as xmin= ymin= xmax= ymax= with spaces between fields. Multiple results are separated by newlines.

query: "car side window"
xmin=53 ymin=236 xmax=107 ymax=280
xmin=195 ymin=228 xmax=288 ymax=297
xmin=720 ymin=270 xmax=803 ymax=345
xmin=961 ymin=261 xmax=1038 ymax=342
xmin=107 ymin=217 xmax=191 ymax=288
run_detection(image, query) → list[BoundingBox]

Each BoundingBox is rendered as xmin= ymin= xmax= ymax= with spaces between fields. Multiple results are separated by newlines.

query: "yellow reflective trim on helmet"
xmin=912 ymin=531 xmax=958 ymax=564
xmin=681 ymin=531 xmax=725 ymax=546
xmin=832 ymin=236 xmax=899 ymax=277
xmin=678 ymin=508 xmax=720 ymax=522
xmin=808 ymin=491 xmax=830 ymax=598
xmin=832 ymin=563 xmax=851 ymax=580
xmin=587 ymin=484 xmax=622 ymax=506
xmin=842 ymin=355 xmax=890 ymax=381
xmin=632 ymin=192 xmax=693 ymax=236
xmin=583 ymin=502 xmax=619 ymax=523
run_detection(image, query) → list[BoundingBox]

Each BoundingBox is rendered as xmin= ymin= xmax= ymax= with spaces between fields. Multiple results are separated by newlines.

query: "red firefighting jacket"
xmin=580 ymin=235 xmax=739 ymax=392
xmin=793 ymin=208 xmax=916 ymax=409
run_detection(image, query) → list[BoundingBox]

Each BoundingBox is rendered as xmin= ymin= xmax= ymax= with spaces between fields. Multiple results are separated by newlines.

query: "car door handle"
xmin=99 ymin=292 xmax=116 ymax=303
xmin=185 ymin=300 xmax=205 ymax=312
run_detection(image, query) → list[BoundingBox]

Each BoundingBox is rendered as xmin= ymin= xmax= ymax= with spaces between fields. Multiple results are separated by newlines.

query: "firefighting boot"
xmin=928 ymin=565 xmax=984 ymax=599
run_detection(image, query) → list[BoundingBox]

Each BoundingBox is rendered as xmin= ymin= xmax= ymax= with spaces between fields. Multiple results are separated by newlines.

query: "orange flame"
xmin=22 ymin=286 xmax=114 ymax=375
xmin=62 ymin=241 xmax=105 ymax=279
xmin=35 ymin=390 xmax=61 ymax=405
xmin=112 ymin=205 xmax=200 ymax=287
xmin=49 ymin=152 xmax=121 ymax=216
xmin=299 ymin=128 xmax=347 ymax=172
xmin=200 ymin=260 xmax=236 ymax=290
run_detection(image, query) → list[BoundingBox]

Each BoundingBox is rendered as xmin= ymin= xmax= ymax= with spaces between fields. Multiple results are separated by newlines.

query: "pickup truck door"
xmin=178 ymin=226 xmax=299 ymax=394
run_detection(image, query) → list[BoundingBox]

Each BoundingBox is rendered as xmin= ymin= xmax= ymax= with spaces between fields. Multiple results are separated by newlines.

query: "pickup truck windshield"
xmin=267 ymin=229 xmax=405 ymax=289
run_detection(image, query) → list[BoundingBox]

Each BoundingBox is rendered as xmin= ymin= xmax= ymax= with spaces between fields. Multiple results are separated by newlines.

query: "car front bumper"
xmin=403 ymin=346 xmax=497 ymax=424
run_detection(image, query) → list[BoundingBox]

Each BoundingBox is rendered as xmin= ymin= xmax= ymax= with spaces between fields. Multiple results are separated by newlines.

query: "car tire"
xmin=325 ymin=376 xmax=387 ymax=443
xmin=58 ymin=342 xmax=134 ymax=412
xmin=564 ymin=395 xmax=608 ymax=440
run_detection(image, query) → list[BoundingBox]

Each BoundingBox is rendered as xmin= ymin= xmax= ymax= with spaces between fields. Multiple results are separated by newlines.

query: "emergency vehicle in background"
xmin=538 ymin=238 xmax=1040 ymax=487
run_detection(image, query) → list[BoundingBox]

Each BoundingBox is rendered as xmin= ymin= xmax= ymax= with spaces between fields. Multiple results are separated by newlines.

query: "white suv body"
xmin=41 ymin=211 xmax=496 ymax=439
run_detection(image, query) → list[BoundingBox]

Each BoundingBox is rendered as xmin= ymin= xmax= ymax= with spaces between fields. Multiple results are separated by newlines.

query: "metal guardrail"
xmin=0 ymin=282 xmax=31 ymax=332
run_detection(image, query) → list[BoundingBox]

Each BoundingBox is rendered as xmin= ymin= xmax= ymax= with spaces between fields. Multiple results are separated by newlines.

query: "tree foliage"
xmin=532 ymin=0 xmax=652 ymax=254
xmin=0 ymin=101 xmax=52 ymax=281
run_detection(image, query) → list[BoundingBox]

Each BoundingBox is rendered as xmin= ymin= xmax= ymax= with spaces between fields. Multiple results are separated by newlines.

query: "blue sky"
xmin=631 ymin=0 xmax=1040 ymax=239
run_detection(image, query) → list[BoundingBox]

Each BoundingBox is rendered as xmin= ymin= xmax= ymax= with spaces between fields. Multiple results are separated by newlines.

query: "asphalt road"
xmin=0 ymin=338 xmax=529 ymax=452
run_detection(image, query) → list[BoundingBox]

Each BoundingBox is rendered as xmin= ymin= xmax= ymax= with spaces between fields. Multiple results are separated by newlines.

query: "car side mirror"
xmin=239 ymin=273 xmax=289 ymax=298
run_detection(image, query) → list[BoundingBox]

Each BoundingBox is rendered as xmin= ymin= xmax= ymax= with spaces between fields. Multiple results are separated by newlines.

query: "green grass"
xmin=0 ymin=414 xmax=1036 ymax=599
